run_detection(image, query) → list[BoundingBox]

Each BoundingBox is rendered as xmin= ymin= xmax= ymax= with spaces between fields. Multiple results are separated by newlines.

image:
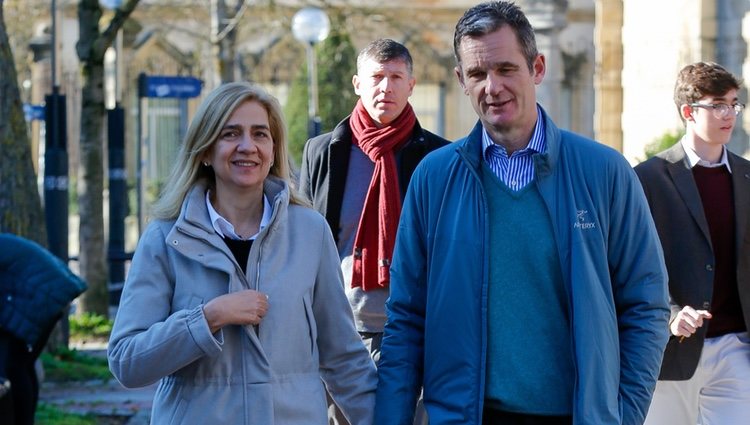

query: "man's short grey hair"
xmin=453 ymin=1 xmax=538 ymax=71
xmin=356 ymin=38 xmax=414 ymax=75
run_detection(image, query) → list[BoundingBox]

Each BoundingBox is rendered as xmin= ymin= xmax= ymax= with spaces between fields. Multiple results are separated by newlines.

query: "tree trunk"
xmin=1 ymin=0 xmax=68 ymax=350
xmin=74 ymin=0 xmax=109 ymax=316
xmin=0 ymin=0 xmax=46 ymax=244
xmin=211 ymin=0 xmax=240 ymax=85
xmin=74 ymin=0 xmax=141 ymax=316
xmin=77 ymin=58 xmax=110 ymax=316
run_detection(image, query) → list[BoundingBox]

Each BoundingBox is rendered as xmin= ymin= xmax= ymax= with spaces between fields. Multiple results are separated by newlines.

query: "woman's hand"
xmin=203 ymin=290 xmax=269 ymax=333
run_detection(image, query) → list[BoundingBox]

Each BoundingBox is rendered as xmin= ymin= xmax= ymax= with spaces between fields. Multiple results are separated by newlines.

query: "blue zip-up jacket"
xmin=375 ymin=109 xmax=670 ymax=425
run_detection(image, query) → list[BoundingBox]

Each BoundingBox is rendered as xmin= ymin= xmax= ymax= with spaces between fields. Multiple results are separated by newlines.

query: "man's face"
xmin=353 ymin=57 xmax=416 ymax=127
xmin=684 ymin=89 xmax=740 ymax=147
xmin=454 ymin=26 xmax=545 ymax=144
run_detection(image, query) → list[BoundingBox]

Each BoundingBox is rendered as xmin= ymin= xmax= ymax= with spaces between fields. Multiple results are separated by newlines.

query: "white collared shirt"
xmin=681 ymin=138 xmax=732 ymax=173
xmin=205 ymin=190 xmax=272 ymax=240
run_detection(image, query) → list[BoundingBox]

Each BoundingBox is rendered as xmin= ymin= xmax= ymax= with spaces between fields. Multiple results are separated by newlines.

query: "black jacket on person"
xmin=0 ymin=233 xmax=87 ymax=425
xmin=635 ymin=143 xmax=750 ymax=380
xmin=298 ymin=116 xmax=449 ymax=244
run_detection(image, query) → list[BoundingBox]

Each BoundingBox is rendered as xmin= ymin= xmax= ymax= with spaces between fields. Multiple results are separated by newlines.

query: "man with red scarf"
xmin=299 ymin=38 xmax=448 ymax=425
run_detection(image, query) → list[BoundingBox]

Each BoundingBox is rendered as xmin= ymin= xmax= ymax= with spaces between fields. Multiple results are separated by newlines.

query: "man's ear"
xmin=455 ymin=66 xmax=468 ymax=95
xmin=352 ymin=74 xmax=361 ymax=96
xmin=532 ymin=54 xmax=546 ymax=85
xmin=681 ymin=104 xmax=694 ymax=122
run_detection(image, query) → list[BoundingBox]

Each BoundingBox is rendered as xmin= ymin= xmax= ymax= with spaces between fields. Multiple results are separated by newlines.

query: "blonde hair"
xmin=150 ymin=82 xmax=305 ymax=220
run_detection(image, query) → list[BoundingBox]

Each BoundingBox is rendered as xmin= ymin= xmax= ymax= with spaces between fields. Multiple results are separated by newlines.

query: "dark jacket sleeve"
xmin=0 ymin=233 xmax=87 ymax=347
xmin=299 ymin=136 xmax=316 ymax=204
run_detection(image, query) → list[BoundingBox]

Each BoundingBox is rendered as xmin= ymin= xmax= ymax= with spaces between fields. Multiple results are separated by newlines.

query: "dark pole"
xmin=305 ymin=42 xmax=321 ymax=138
xmin=42 ymin=0 xmax=72 ymax=350
xmin=44 ymin=90 xmax=68 ymax=263
xmin=107 ymin=106 xmax=128 ymax=311
xmin=45 ymin=0 xmax=68 ymax=262
xmin=136 ymin=73 xmax=146 ymax=235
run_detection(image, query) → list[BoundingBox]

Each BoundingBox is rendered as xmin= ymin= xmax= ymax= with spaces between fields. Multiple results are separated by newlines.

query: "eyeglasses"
xmin=689 ymin=102 xmax=745 ymax=118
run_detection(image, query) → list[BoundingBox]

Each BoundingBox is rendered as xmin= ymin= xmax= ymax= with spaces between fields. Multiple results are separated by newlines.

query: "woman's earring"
xmin=202 ymin=161 xmax=209 ymax=167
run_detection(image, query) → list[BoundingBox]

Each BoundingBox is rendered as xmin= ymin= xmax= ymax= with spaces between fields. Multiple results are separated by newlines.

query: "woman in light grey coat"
xmin=108 ymin=82 xmax=376 ymax=424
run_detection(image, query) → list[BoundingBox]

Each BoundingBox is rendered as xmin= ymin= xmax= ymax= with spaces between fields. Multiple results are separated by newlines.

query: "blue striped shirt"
xmin=482 ymin=106 xmax=546 ymax=191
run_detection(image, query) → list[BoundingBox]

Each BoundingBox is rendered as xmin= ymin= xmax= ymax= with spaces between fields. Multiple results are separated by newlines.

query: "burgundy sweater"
xmin=693 ymin=165 xmax=746 ymax=337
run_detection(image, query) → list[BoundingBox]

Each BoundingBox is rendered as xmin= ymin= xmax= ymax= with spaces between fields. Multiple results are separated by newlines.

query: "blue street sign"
xmin=23 ymin=103 xmax=46 ymax=121
xmin=138 ymin=75 xmax=203 ymax=99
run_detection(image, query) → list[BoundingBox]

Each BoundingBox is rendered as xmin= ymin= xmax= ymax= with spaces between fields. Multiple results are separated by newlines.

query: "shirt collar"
xmin=680 ymin=138 xmax=732 ymax=173
xmin=205 ymin=190 xmax=273 ymax=240
xmin=482 ymin=105 xmax=546 ymax=157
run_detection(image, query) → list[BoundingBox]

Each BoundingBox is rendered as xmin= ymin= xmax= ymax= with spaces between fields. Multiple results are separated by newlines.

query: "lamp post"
xmin=101 ymin=0 xmax=128 ymax=312
xmin=292 ymin=7 xmax=330 ymax=138
xmin=45 ymin=0 xmax=69 ymax=263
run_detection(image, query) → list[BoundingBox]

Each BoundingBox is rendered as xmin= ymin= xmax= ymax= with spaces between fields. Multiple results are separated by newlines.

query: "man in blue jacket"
xmin=374 ymin=2 xmax=670 ymax=424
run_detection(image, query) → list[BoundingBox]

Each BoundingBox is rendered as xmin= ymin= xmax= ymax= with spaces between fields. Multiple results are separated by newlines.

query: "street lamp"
xmin=101 ymin=0 xmax=124 ymax=108
xmin=44 ymin=0 xmax=69 ymax=263
xmin=101 ymin=0 xmax=128 ymax=312
xmin=292 ymin=7 xmax=330 ymax=138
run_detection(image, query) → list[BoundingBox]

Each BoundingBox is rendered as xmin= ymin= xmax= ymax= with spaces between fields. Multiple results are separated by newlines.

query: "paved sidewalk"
xmin=38 ymin=342 xmax=155 ymax=424
xmin=40 ymin=379 xmax=156 ymax=424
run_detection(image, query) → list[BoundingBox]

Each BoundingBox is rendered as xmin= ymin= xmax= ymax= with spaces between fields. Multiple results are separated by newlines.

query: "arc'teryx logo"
xmin=574 ymin=210 xmax=596 ymax=230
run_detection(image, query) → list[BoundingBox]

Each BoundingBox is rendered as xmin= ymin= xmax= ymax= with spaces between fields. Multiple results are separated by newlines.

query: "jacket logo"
xmin=574 ymin=210 xmax=596 ymax=230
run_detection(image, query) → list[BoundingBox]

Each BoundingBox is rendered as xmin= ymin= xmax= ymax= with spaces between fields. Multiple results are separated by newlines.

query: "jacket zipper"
xmin=254 ymin=239 xmax=263 ymax=292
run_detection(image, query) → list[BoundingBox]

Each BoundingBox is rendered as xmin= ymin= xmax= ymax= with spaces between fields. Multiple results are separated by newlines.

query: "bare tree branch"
xmin=211 ymin=0 xmax=250 ymax=43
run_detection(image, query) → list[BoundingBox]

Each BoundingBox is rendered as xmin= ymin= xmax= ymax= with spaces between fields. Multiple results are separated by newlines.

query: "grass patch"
xmin=69 ymin=313 xmax=113 ymax=341
xmin=41 ymin=347 xmax=113 ymax=382
xmin=35 ymin=403 xmax=98 ymax=425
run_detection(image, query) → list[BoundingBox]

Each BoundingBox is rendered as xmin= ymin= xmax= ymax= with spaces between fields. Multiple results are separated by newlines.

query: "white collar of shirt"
xmin=680 ymin=138 xmax=732 ymax=173
xmin=481 ymin=105 xmax=546 ymax=157
xmin=205 ymin=190 xmax=272 ymax=240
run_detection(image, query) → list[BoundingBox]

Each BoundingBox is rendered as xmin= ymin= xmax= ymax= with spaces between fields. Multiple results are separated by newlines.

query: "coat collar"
xmin=323 ymin=115 xmax=431 ymax=238
xmin=168 ymin=177 xmax=289 ymax=265
xmin=660 ymin=142 xmax=750 ymax=253
xmin=660 ymin=143 xmax=712 ymax=244
xmin=728 ymin=151 xmax=750 ymax=249
xmin=326 ymin=117 xmax=355 ymax=226
xmin=178 ymin=177 xmax=288 ymax=233
xmin=455 ymin=105 xmax=560 ymax=178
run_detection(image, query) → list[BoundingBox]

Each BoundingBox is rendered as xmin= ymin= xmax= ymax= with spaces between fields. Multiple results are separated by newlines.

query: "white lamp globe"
xmin=292 ymin=7 xmax=331 ymax=45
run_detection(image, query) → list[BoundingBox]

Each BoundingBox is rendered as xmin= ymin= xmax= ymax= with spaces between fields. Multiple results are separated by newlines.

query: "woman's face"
xmin=203 ymin=100 xmax=275 ymax=197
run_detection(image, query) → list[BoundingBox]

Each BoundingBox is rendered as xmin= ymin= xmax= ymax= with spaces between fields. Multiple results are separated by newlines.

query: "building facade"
xmin=20 ymin=0 xmax=750 ymax=192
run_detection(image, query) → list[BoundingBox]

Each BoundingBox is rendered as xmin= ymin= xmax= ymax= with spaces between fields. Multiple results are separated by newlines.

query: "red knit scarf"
xmin=350 ymin=99 xmax=416 ymax=291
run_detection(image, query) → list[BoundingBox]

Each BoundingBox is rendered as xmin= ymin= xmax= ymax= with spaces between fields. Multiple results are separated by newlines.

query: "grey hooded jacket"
xmin=108 ymin=177 xmax=376 ymax=424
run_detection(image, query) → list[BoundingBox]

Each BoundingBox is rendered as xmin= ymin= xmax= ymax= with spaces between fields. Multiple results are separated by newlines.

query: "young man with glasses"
xmin=635 ymin=61 xmax=750 ymax=424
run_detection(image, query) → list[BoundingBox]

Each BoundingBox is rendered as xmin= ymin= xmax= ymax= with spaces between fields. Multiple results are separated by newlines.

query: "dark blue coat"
xmin=0 ymin=233 xmax=87 ymax=348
